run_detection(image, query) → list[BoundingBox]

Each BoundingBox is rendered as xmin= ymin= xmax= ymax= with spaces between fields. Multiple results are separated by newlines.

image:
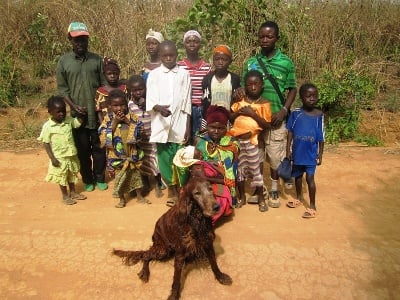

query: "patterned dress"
xmin=99 ymin=112 xmax=144 ymax=197
xmin=196 ymin=134 xmax=239 ymax=199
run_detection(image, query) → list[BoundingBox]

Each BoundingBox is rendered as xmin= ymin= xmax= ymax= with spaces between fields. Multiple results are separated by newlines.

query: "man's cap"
xmin=68 ymin=22 xmax=89 ymax=37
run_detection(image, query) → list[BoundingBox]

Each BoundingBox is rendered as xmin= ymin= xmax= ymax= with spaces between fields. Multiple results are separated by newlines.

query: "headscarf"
xmin=103 ymin=57 xmax=120 ymax=72
xmin=183 ymin=30 xmax=201 ymax=42
xmin=146 ymin=29 xmax=164 ymax=43
xmin=206 ymin=105 xmax=229 ymax=125
xmin=213 ymin=45 xmax=232 ymax=58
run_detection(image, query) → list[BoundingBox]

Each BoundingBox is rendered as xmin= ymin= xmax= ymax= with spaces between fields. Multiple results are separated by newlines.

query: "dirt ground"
xmin=0 ymin=143 xmax=400 ymax=300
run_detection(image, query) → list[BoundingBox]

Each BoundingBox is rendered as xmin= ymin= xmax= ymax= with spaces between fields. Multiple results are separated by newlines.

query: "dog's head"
xmin=180 ymin=179 xmax=219 ymax=218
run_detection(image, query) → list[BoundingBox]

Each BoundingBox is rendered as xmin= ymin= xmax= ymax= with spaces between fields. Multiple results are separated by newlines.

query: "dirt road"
xmin=1 ymin=145 xmax=399 ymax=299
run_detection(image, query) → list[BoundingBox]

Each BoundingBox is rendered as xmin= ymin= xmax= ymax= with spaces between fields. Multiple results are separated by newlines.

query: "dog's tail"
xmin=112 ymin=249 xmax=146 ymax=265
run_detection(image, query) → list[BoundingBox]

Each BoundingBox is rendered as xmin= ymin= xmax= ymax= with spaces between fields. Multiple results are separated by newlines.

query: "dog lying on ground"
xmin=113 ymin=178 xmax=232 ymax=300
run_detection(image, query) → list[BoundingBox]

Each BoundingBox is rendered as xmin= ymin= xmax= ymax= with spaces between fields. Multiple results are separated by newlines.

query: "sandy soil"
xmin=1 ymin=144 xmax=400 ymax=300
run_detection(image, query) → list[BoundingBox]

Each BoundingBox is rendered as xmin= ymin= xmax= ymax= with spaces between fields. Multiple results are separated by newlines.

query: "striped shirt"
xmin=242 ymin=49 xmax=296 ymax=114
xmin=178 ymin=58 xmax=211 ymax=106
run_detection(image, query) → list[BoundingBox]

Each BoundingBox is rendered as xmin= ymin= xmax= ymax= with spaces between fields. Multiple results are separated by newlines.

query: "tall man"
xmin=56 ymin=22 xmax=108 ymax=192
xmin=242 ymin=21 xmax=297 ymax=208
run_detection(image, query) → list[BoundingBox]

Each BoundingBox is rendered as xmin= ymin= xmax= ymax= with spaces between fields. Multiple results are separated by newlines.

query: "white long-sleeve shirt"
xmin=146 ymin=64 xmax=192 ymax=143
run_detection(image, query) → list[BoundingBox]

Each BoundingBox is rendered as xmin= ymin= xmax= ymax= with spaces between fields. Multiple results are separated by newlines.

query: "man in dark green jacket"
xmin=56 ymin=22 xmax=108 ymax=192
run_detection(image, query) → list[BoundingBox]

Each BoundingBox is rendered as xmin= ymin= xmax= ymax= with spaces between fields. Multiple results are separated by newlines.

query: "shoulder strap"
xmin=256 ymin=56 xmax=286 ymax=106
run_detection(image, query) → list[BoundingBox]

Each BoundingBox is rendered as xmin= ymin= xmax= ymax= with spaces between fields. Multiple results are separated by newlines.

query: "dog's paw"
xmin=137 ymin=269 xmax=149 ymax=282
xmin=216 ymin=272 xmax=232 ymax=285
xmin=167 ymin=291 xmax=180 ymax=300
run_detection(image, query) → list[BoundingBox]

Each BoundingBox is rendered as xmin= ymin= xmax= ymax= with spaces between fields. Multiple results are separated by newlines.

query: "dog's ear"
xmin=178 ymin=185 xmax=190 ymax=223
xmin=177 ymin=181 xmax=193 ymax=223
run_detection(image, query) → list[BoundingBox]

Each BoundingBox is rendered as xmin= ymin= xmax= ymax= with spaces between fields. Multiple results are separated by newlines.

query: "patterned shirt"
xmin=242 ymin=49 xmax=296 ymax=114
xmin=56 ymin=51 xmax=107 ymax=129
xmin=178 ymin=58 xmax=211 ymax=106
xmin=38 ymin=116 xmax=81 ymax=158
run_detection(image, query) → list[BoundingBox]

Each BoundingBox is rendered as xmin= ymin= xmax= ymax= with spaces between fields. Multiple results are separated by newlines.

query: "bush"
xmin=315 ymin=68 xmax=377 ymax=143
xmin=0 ymin=53 xmax=22 ymax=107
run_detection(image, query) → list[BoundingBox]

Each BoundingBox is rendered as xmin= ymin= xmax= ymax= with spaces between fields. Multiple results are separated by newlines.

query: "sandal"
xmin=268 ymin=191 xmax=280 ymax=208
xmin=247 ymin=195 xmax=258 ymax=204
xmin=70 ymin=192 xmax=87 ymax=200
xmin=166 ymin=198 xmax=176 ymax=207
xmin=115 ymin=200 xmax=126 ymax=208
xmin=236 ymin=197 xmax=246 ymax=208
xmin=287 ymin=199 xmax=302 ymax=208
xmin=137 ymin=197 xmax=152 ymax=204
xmin=62 ymin=196 xmax=77 ymax=205
xmin=302 ymin=208 xmax=317 ymax=218
xmin=258 ymin=200 xmax=268 ymax=212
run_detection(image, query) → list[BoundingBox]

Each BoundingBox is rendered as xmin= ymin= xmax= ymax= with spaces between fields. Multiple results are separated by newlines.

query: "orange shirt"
xmin=229 ymin=99 xmax=272 ymax=145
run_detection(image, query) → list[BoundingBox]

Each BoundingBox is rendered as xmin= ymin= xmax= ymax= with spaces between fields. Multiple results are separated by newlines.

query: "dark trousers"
xmin=73 ymin=127 xmax=106 ymax=184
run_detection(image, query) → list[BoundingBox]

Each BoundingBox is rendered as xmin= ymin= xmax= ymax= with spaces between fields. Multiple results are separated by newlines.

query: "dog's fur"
xmin=113 ymin=178 xmax=232 ymax=300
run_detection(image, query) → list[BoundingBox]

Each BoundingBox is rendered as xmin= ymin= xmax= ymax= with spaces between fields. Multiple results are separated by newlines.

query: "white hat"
xmin=173 ymin=146 xmax=200 ymax=168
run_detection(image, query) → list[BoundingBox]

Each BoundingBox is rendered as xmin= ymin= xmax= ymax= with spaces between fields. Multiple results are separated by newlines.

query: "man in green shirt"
xmin=242 ymin=21 xmax=297 ymax=208
xmin=56 ymin=22 xmax=108 ymax=192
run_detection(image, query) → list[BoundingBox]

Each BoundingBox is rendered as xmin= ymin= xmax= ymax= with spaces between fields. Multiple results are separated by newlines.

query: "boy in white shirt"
xmin=146 ymin=40 xmax=192 ymax=206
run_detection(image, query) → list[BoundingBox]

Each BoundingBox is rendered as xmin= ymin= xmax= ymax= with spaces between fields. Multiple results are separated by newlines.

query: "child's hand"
xmin=154 ymin=105 xmax=171 ymax=117
xmin=317 ymin=155 xmax=323 ymax=165
xmin=51 ymin=158 xmax=60 ymax=167
xmin=73 ymin=105 xmax=87 ymax=116
xmin=233 ymin=87 xmax=245 ymax=102
xmin=286 ymin=151 xmax=292 ymax=161
xmin=239 ymin=106 xmax=256 ymax=117
xmin=114 ymin=111 xmax=128 ymax=123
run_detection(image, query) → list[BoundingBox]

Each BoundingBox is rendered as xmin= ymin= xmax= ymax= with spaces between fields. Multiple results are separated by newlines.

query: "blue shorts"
xmin=292 ymin=164 xmax=316 ymax=178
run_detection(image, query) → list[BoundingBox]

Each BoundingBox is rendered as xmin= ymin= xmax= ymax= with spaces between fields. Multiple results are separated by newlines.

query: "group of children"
xmin=39 ymin=26 xmax=324 ymax=221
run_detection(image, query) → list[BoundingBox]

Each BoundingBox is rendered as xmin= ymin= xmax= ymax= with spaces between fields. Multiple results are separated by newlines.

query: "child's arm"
xmin=317 ymin=141 xmax=324 ymax=165
xmin=286 ymin=131 xmax=293 ymax=160
xmin=43 ymin=143 xmax=60 ymax=167
xmin=183 ymin=114 xmax=191 ymax=144
xmin=239 ymin=106 xmax=270 ymax=130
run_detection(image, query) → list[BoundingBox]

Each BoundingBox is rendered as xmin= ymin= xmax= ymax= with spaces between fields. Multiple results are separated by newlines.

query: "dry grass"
xmin=0 ymin=0 xmax=399 ymax=146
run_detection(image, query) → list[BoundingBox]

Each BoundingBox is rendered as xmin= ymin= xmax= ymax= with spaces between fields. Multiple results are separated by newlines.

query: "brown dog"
xmin=113 ymin=178 xmax=232 ymax=300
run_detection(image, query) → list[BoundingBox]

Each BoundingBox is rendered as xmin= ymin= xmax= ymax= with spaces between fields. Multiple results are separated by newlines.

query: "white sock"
xmin=271 ymin=178 xmax=278 ymax=191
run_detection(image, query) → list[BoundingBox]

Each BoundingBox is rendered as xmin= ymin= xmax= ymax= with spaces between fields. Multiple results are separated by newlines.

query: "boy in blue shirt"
xmin=285 ymin=83 xmax=324 ymax=218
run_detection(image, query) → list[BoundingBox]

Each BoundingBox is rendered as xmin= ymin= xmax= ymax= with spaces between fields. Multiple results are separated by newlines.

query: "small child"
xmin=285 ymin=83 xmax=324 ymax=218
xmin=147 ymin=40 xmax=192 ymax=207
xmin=229 ymin=70 xmax=272 ymax=212
xmin=201 ymin=45 xmax=241 ymax=126
xmin=98 ymin=89 xmax=148 ymax=208
xmin=38 ymin=96 xmax=86 ymax=205
xmin=95 ymin=57 xmax=127 ymax=123
xmin=127 ymin=75 xmax=164 ymax=198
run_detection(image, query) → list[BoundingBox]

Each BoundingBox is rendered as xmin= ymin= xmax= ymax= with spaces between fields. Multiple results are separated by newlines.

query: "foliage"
xmin=26 ymin=13 xmax=64 ymax=78
xmin=0 ymin=53 xmax=22 ymax=107
xmin=0 ymin=0 xmax=399 ymax=145
xmin=315 ymin=68 xmax=376 ymax=144
xmin=354 ymin=134 xmax=383 ymax=146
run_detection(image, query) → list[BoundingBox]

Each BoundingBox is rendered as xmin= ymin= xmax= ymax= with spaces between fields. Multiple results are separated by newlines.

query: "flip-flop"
xmin=247 ymin=195 xmax=258 ymax=204
xmin=166 ymin=198 xmax=176 ymax=207
xmin=115 ymin=201 xmax=126 ymax=208
xmin=71 ymin=193 xmax=87 ymax=200
xmin=258 ymin=200 xmax=268 ymax=212
xmin=287 ymin=199 xmax=302 ymax=208
xmin=302 ymin=208 xmax=317 ymax=218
